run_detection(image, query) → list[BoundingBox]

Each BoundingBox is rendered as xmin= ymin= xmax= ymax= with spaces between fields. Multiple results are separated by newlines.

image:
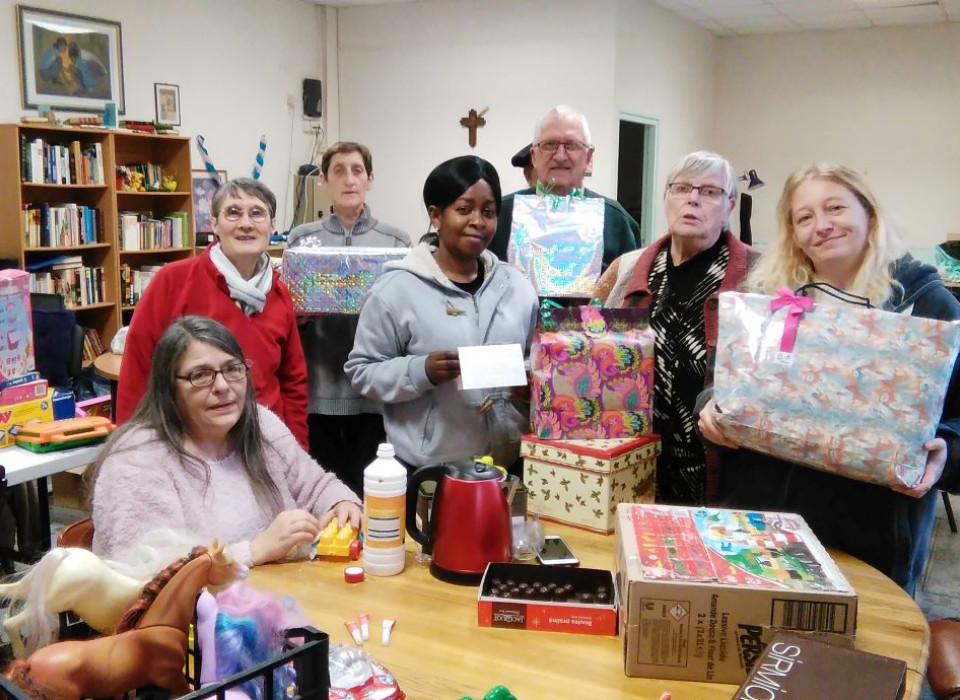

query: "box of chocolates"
xmin=281 ymin=246 xmax=409 ymax=315
xmin=522 ymin=435 xmax=659 ymax=534
xmin=616 ymin=503 xmax=858 ymax=685
xmin=477 ymin=562 xmax=618 ymax=636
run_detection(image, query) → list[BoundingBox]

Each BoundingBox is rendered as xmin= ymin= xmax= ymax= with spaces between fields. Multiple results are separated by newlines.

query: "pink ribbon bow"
xmin=770 ymin=287 xmax=814 ymax=353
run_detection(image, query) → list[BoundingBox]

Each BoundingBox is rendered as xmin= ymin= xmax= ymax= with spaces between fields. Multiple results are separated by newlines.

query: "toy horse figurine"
xmin=4 ymin=540 xmax=244 ymax=700
xmin=0 ymin=548 xmax=147 ymax=658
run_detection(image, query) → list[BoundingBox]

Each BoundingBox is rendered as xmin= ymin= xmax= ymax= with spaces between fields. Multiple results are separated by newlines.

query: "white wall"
xmin=714 ymin=23 xmax=960 ymax=248
xmin=615 ymin=0 xmax=718 ymax=237
xmin=0 ymin=0 xmax=324 ymax=229
xmin=335 ymin=0 xmax=718 ymax=238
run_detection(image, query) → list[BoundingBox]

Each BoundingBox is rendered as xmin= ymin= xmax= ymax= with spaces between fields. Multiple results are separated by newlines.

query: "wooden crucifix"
xmin=460 ymin=107 xmax=488 ymax=148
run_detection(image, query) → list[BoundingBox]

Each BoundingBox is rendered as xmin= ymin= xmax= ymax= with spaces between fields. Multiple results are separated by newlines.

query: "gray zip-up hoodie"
xmin=345 ymin=242 xmax=539 ymax=468
xmin=287 ymin=206 xmax=411 ymax=415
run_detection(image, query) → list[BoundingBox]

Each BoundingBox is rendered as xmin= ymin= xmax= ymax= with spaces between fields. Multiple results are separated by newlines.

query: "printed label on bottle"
xmin=364 ymin=493 xmax=406 ymax=548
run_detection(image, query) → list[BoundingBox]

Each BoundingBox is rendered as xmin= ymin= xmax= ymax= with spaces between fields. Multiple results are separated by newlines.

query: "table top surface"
xmin=93 ymin=351 xmax=122 ymax=381
xmin=0 ymin=443 xmax=103 ymax=486
xmin=250 ymin=522 xmax=928 ymax=700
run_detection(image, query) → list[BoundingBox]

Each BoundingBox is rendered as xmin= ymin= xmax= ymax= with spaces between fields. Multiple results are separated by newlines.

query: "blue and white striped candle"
xmin=253 ymin=134 xmax=266 ymax=180
xmin=195 ymin=135 xmax=221 ymax=185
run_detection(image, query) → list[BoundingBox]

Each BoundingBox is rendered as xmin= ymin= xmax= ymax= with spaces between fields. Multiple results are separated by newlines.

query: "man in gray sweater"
xmin=287 ymin=142 xmax=410 ymax=495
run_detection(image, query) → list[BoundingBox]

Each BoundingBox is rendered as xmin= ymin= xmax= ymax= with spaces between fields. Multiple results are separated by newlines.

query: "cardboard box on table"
xmin=0 ymin=389 xmax=55 ymax=448
xmin=522 ymin=434 xmax=659 ymax=534
xmin=281 ymin=246 xmax=408 ymax=315
xmin=615 ymin=503 xmax=857 ymax=685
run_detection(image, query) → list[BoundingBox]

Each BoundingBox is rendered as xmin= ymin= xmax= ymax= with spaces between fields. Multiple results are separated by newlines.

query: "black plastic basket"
xmin=0 ymin=626 xmax=329 ymax=700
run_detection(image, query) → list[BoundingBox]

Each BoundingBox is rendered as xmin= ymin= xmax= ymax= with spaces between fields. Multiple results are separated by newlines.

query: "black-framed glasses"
xmin=176 ymin=361 xmax=250 ymax=388
xmin=218 ymin=206 xmax=270 ymax=223
xmin=667 ymin=183 xmax=728 ymax=200
xmin=535 ymin=140 xmax=591 ymax=154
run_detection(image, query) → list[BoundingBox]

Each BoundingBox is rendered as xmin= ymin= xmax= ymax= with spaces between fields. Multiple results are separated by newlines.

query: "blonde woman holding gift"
xmin=698 ymin=163 xmax=960 ymax=595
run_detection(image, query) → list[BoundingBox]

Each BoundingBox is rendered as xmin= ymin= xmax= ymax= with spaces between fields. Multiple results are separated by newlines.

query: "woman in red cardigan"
xmin=116 ymin=177 xmax=308 ymax=447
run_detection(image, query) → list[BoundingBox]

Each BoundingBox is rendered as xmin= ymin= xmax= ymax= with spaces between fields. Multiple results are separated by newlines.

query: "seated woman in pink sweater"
xmin=89 ymin=316 xmax=362 ymax=566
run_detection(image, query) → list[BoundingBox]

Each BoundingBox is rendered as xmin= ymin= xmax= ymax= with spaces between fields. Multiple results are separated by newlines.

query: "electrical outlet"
xmin=303 ymin=119 xmax=321 ymax=135
xmin=286 ymin=94 xmax=297 ymax=110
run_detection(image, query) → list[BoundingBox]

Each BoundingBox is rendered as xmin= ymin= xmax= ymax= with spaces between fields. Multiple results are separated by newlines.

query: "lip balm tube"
xmin=345 ymin=619 xmax=363 ymax=645
xmin=381 ymin=619 xmax=396 ymax=646
xmin=359 ymin=611 xmax=370 ymax=641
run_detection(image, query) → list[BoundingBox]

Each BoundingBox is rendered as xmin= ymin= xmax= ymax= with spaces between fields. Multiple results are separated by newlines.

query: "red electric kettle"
xmin=406 ymin=459 xmax=513 ymax=584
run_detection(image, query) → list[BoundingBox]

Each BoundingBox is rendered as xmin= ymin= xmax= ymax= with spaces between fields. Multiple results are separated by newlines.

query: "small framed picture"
xmin=154 ymin=82 xmax=180 ymax=126
xmin=192 ymin=170 xmax=227 ymax=234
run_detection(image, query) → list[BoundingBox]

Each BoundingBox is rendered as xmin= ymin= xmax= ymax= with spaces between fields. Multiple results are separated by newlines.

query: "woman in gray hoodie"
xmin=345 ymin=156 xmax=538 ymax=472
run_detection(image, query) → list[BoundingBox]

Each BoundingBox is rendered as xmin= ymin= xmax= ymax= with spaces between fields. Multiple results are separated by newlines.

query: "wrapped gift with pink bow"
xmin=531 ymin=303 xmax=655 ymax=439
xmin=713 ymin=286 xmax=960 ymax=488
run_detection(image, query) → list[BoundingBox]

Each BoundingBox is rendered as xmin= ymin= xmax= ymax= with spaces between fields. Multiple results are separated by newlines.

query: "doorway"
xmin=616 ymin=114 xmax=658 ymax=246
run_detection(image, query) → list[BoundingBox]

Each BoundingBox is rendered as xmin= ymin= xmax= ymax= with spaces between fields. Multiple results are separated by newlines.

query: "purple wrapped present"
xmin=282 ymin=246 xmax=408 ymax=315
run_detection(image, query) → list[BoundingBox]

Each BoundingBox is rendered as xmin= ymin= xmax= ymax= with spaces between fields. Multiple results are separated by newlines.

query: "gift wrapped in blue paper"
xmin=507 ymin=191 xmax=604 ymax=297
xmin=281 ymin=246 xmax=409 ymax=314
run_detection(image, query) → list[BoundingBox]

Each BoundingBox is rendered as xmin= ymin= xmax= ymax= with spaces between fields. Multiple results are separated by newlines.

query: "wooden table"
xmin=93 ymin=352 xmax=122 ymax=421
xmin=250 ymin=523 xmax=929 ymax=700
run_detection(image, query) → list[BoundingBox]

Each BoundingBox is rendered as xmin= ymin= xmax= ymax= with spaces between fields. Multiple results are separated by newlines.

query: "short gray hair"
xmin=664 ymin=150 xmax=739 ymax=201
xmin=211 ymin=177 xmax=277 ymax=219
xmin=533 ymin=106 xmax=593 ymax=146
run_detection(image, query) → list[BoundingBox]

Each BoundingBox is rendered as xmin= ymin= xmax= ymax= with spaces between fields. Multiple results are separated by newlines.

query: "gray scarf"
xmin=209 ymin=243 xmax=272 ymax=315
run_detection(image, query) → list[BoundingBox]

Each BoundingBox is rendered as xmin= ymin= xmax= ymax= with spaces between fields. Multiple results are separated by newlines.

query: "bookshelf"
xmin=0 ymin=124 xmax=195 ymax=347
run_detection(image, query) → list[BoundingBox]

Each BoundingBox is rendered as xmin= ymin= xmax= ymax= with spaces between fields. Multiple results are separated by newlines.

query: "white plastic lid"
xmin=376 ymin=442 xmax=395 ymax=459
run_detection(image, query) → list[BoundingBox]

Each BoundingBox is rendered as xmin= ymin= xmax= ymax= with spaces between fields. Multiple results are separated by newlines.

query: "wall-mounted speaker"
xmin=302 ymin=78 xmax=322 ymax=119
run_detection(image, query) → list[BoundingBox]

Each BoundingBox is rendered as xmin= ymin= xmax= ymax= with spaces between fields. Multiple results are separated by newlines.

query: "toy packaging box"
xmin=281 ymin=246 xmax=409 ymax=315
xmin=714 ymin=290 xmax=960 ymax=489
xmin=530 ymin=304 xmax=655 ymax=440
xmin=522 ymin=434 xmax=659 ymax=534
xmin=615 ymin=503 xmax=857 ymax=685
xmin=0 ymin=270 xmax=35 ymax=384
xmin=477 ymin=562 xmax=618 ymax=636
xmin=0 ymin=389 xmax=55 ymax=448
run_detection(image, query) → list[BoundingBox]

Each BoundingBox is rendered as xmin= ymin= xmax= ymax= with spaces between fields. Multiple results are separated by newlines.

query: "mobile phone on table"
xmin=537 ymin=535 xmax=580 ymax=567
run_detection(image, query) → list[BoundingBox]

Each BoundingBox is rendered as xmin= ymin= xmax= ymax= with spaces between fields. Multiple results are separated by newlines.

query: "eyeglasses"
xmin=218 ymin=206 xmax=271 ymax=223
xmin=535 ymin=140 xmax=591 ymax=154
xmin=667 ymin=183 xmax=728 ymax=201
xmin=176 ymin=361 xmax=250 ymax=388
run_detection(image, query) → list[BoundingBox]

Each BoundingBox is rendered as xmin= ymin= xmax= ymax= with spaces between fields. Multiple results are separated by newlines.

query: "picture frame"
xmin=154 ymin=82 xmax=180 ymax=126
xmin=192 ymin=170 xmax=227 ymax=235
xmin=16 ymin=5 xmax=125 ymax=114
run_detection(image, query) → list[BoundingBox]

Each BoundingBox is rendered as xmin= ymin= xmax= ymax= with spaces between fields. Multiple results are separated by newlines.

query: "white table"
xmin=0 ymin=444 xmax=102 ymax=556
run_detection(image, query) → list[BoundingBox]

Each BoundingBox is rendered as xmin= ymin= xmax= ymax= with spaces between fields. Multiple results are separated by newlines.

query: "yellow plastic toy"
xmin=311 ymin=520 xmax=361 ymax=560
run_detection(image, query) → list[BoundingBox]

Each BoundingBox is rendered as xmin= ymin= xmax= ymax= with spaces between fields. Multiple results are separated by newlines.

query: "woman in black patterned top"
xmin=594 ymin=151 xmax=756 ymax=505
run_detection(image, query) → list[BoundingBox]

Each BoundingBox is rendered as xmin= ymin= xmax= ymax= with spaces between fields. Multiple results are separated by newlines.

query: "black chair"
xmin=30 ymin=293 xmax=84 ymax=390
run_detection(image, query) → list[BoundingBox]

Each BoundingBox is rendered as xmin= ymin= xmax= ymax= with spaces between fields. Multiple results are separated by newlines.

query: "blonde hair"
xmin=746 ymin=163 xmax=905 ymax=307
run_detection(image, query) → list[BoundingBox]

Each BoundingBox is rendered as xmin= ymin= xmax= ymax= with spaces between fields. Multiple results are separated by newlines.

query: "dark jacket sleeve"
xmin=490 ymin=193 xmax=515 ymax=262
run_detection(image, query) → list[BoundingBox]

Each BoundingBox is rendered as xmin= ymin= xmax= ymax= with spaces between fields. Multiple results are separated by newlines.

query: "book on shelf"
xmin=119 ymin=210 xmax=190 ymax=250
xmin=19 ymin=136 xmax=104 ymax=185
xmin=25 ymin=255 xmax=83 ymax=272
xmin=733 ymin=631 xmax=906 ymax=700
xmin=120 ymin=263 xmax=165 ymax=306
xmin=22 ymin=202 xmax=103 ymax=247
xmin=29 ymin=266 xmax=106 ymax=308
xmin=81 ymin=327 xmax=105 ymax=362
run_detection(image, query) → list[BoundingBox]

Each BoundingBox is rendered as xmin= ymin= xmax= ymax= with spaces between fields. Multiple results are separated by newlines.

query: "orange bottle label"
xmin=364 ymin=493 xmax=406 ymax=548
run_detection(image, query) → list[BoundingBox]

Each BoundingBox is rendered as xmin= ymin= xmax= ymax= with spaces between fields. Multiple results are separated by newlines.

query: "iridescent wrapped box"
xmin=281 ymin=247 xmax=408 ymax=315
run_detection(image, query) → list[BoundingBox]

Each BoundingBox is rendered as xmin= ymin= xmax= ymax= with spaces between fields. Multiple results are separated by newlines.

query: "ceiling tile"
xmin=701 ymin=4 xmax=781 ymax=19
xmin=718 ymin=15 xmax=800 ymax=32
xmin=791 ymin=11 xmax=874 ymax=29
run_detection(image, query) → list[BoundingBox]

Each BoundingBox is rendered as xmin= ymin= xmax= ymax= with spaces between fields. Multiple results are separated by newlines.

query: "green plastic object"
xmin=16 ymin=434 xmax=108 ymax=453
xmin=483 ymin=686 xmax=516 ymax=700
xmin=937 ymin=243 xmax=960 ymax=283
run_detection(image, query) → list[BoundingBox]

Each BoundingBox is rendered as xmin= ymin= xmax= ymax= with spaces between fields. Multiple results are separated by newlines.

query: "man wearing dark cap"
xmin=511 ymin=143 xmax=536 ymax=188
xmin=491 ymin=105 xmax=640 ymax=270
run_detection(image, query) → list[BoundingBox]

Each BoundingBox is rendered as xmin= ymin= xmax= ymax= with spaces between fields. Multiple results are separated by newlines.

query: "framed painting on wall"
xmin=16 ymin=5 xmax=125 ymax=113
xmin=193 ymin=170 xmax=227 ymax=235
xmin=154 ymin=82 xmax=180 ymax=126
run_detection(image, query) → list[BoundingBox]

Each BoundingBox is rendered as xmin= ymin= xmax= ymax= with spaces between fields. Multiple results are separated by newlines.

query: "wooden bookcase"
xmin=0 ymin=124 xmax=194 ymax=348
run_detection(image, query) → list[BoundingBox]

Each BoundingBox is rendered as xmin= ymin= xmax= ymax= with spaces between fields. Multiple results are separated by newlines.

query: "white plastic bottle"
xmin=362 ymin=443 xmax=407 ymax=576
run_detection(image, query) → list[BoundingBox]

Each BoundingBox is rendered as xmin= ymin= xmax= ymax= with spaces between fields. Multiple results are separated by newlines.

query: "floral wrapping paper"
xmin=281 ymin=247 xmax=409 ymax=315
xmin=714 ymin=290 xmax=960 ymax=488
xmin=507 ymin=194 xmax=604 ymax=297
xmin=531 ymin=305 xmax=655 ymax=439
xmin=522 ymin=435 xmax=659 ymax=533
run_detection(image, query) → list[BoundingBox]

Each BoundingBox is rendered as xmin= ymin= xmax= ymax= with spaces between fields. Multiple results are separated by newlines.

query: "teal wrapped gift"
xmin=281 ymin=246 xmax=408 ymax=315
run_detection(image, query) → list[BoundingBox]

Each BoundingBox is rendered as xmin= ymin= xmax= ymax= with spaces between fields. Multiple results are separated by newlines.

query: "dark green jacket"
xmin=490 ymin=187 xmax=640 ymax=271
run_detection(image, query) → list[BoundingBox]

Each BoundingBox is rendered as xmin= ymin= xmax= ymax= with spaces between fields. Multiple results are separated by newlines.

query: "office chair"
xmin=30 ymin=293 xmax=84 ymax=389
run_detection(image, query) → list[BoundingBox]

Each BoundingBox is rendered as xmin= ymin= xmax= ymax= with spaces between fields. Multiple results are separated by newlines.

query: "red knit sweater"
xmin=115 ymin=249 xmax=309 ymax=447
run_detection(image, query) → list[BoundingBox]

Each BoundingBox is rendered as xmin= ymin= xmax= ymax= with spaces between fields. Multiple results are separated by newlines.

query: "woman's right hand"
xmin=425 ymin=350 xmax=460 ymax=385
xmin=697 ymin=399 xmax=739 ymax=449
xmin=250 ymin=509 xmax=321 ymax=565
